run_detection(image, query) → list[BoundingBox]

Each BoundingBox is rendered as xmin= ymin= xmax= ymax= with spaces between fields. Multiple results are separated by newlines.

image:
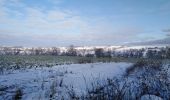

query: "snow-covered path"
xmin=0 ymin=62 xmax=132 ymax=99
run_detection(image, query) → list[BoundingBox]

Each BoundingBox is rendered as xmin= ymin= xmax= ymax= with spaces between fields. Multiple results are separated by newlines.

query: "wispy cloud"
xmin=0 ymin=0 xmax=169 ymax=46
xmin=162 ymin=28 xmax=170 ymax=37
xmin=162 ymin=29 xmax=170 ymax=33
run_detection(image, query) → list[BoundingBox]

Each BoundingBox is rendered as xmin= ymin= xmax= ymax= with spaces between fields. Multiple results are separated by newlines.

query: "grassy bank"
xmin=0 ymin=55 xmax=169 ymax=71
xmin=0 ymin=55 xmax=169 ymax=63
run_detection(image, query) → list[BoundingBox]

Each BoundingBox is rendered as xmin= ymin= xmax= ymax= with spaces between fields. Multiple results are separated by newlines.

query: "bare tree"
xmin=67 ymin=45 xmax=77 ymax=56
xmin=13 ymin=48 xmax=21 ymax=55
xmin=51 ymin=47 xmax=60 ymax=56
xmin=3 ymin=47 xmax=13 ymax=55
xmin=95 ymin=48 xmax=104 ymax=58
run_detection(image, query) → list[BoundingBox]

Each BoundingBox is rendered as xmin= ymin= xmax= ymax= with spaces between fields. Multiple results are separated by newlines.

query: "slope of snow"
xmin=115 ymin=45 xmax=166 ymax=51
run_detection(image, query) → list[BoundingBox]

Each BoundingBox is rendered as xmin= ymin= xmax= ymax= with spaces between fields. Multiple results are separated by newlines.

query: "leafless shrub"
xmin=49 ymin=81 xmax=57 ymax=99
xmin=0 ymin=67 xmax=4 ymax=75
xmin=125 ymin=59 xmax=162 ymax=76
xmin=66 ymin=62 xmax=169 ymax=100
xmin=46 ymin=78 xmax=65 ymax=99
xmin=67 ymin=86 xmax=80 ymax=100
xmin=13 ymin=88 xmax=23 ymax=100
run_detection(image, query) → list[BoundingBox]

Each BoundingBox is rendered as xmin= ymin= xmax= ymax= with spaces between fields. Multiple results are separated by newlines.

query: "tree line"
xmin=0 ymin=46 xmax=170 ymax=59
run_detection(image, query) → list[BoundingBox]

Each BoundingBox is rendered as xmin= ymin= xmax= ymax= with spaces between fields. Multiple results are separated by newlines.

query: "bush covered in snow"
xmin=70 ymin=60 xmax=170 ymax=100
xmin=125 ymin=59 xmax=162 ymax=76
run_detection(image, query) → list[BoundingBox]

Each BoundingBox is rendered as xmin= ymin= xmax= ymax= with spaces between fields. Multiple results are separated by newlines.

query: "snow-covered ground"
xmin=0 ymin=62 xmax=132 ymax=100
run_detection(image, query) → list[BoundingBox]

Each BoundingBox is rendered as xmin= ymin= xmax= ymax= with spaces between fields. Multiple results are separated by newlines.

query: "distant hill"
xmin=129 ymin=37 xmax=170 ymax=46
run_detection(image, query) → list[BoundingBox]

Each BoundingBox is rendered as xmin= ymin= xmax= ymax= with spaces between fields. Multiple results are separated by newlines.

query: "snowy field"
xmin=0 ymin=62 xmax=132 ymax=100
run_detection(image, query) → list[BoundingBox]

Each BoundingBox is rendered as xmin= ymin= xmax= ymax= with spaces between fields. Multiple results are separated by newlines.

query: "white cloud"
xmin=47 ymin=10 xmax=68 ymax=21
xmin=0 ymin=0 xmax=156 ymax=46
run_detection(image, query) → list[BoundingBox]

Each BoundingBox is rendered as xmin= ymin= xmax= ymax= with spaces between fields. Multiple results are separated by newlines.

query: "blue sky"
xmin=0 ymin=0 xmax=170 ymax=47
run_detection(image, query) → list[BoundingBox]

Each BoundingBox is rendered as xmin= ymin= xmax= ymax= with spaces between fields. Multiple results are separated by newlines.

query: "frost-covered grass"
xmin=76 ymin=60 xmax=170 ymax=100
xmin=0 ymin=55 xmax=169 ymax=100
xmin=0 ymin=55 xmax=167 ymax=67
xmin=0 ymin=55 xmax=142 ymax=74
xmin=125 ymin=59 xmax=163 ymax=76
xmin=0 ymin=62 xmax=132 ymax=100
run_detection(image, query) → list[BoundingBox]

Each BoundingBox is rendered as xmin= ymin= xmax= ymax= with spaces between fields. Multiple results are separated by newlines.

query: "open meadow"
xmin=0 ymin=55 xmax=169 ymax=100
